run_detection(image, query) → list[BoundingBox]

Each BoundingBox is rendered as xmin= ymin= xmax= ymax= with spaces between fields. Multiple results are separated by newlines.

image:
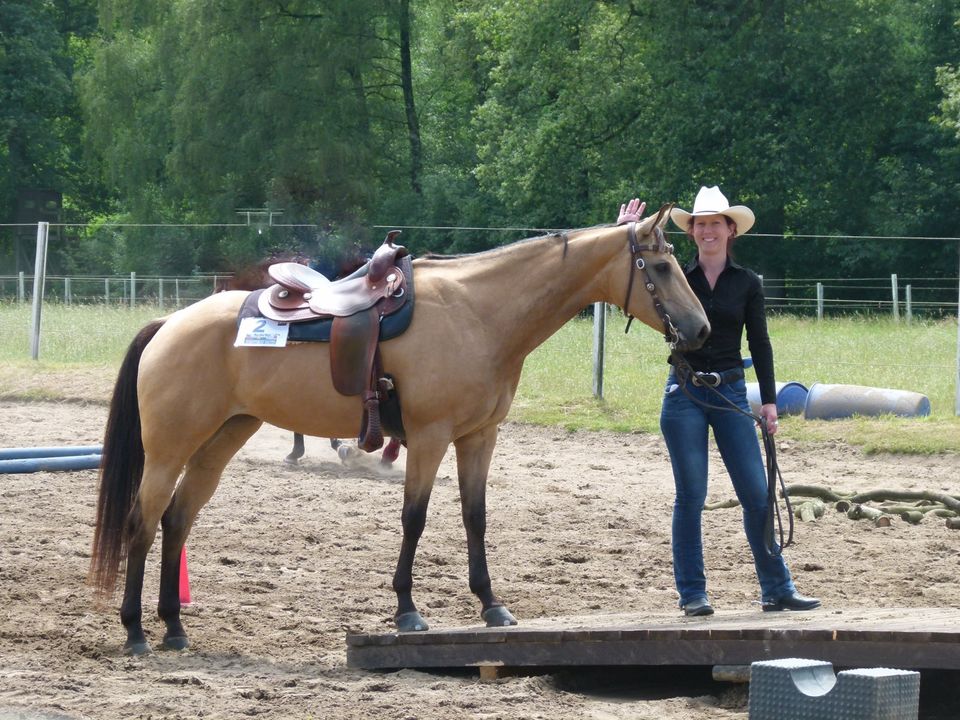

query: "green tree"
xmin=79 ymin=0 xmax=442 ymax=269
xmin=0 ymin=0 xmax=101 ymax=273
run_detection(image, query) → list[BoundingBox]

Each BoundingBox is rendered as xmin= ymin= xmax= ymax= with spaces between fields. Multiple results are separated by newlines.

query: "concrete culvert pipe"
xmin=802 ymin=382 xmax=931 ymax=420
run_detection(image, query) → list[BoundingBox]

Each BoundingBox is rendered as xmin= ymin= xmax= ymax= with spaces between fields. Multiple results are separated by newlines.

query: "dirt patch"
xmin=0 ymin=400 xmax=957 ymax=719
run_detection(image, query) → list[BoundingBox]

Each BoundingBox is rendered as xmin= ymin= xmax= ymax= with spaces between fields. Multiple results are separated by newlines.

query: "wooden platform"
xmin=346 ymin=607 xmax=960 ymax=671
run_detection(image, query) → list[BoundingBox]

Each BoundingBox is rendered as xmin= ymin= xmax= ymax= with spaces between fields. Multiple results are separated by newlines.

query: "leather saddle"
xmin=257 ymin=231 xmax=411 ymax=452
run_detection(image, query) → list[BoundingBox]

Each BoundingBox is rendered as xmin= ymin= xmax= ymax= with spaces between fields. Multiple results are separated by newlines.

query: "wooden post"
xmin=955 ymin=253 xmax=959 ymax=416
xmin=592 ymin=302 xmax=605 ymax=399
xmin=159 ymin=278 xmax=165 ymax=311
xmin=905 ymin=284 xmax=912 ymax=323
xmin=29 ymin=222 xmax=49 ymax=360
xmin=130 ymin=271 xmax=136 ymax=308
xmin=816 ymin=282 xmax=824 ymax=320
xmin=18 ymin=271 xmax=25 ymax=304
xmin=890 ymin=273 xmax=899 ymax=321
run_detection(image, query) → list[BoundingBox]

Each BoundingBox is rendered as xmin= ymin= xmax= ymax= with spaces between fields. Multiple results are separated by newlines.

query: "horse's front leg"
xmin=455 ymin=426 xmax=517 ymax=628
xmin=392 ymin=437 xmax=448 ymax=632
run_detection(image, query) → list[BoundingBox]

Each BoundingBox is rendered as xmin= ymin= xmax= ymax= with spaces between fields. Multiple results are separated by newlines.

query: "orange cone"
xmin=179 ymin=546 xmax=191 ymax=605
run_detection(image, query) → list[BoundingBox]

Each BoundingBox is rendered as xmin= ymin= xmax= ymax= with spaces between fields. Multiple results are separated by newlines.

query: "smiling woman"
xmin=618 ymin=186 xmax=820 ymax=618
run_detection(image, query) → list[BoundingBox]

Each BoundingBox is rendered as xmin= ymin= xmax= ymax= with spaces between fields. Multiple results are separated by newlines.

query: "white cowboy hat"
xmin=670 ymin=186 xmax=755 ymax=235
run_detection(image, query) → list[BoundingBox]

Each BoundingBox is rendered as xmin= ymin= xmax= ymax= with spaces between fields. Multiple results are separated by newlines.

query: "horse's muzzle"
xmin=670 ymin=322 xmax=710 ymax=353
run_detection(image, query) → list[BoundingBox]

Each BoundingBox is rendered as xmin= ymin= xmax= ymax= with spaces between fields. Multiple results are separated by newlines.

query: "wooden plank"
xmin=345 ymin=607 xmax=960 ymax=671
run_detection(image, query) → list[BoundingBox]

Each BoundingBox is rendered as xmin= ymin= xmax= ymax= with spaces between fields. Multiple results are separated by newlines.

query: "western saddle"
xmin=257 ymin=231 xmax=411 ymax=452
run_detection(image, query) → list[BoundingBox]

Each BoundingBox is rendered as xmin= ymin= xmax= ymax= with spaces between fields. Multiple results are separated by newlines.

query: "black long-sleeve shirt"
xmin=671 ymin=255 xmax=777 ymax=405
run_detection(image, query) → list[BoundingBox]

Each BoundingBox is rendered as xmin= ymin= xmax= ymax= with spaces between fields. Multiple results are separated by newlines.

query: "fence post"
xmin=30 ymin=223 xmax=50 ymax=360
xmin=955 ymin=255 xmax=959 ymax=416
xmin=905 ymin=284 xmax=912 ymax=323
xmin=104 ymin=278 xmax=109 ymax=304
xmin=159 ymin=278 xmax=165 ymax=311
xmin=18 ymin=271 xmax=25 ymax=304
xmin=130 ymin=272 xmax=136 ymax=309
xmin=816 ymin=282 xmax=824 ymax=320
xmin=592 ymin=302 xmax=606 ymax=399
xmin=65 ymin=277 xmax=71 ymax=306
xmin=175 ymin=278 xmax=180 ymax=307
xmin=890 ymin=273 xmax=899 ymax=321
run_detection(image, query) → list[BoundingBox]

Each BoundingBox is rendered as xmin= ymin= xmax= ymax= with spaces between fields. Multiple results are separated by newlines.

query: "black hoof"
xmin=123 ymin=641 xmax=153 ymax=656
xmin=482 ymin=606 xmax=518 ymax=627
xmin=395 ymin=611 xmax=429 ymax=632
xmin=163 ymin=635 xmax=190 ymax=651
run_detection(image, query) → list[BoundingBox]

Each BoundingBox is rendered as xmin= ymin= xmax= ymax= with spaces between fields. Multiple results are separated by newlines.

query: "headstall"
xmin=623 ymin=221 xmax=680 ymax=348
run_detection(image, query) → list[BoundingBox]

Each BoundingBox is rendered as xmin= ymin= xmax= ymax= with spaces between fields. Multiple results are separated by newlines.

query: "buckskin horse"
xmin=89 ymin=206 xmax=709 ymax=655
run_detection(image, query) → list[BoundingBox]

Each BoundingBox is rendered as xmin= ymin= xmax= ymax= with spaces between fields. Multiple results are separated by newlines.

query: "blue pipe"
xmin=0 ymin=445 xmax=103 ymax=460
xmin=0 ymin=454 xmax=102 ymax=474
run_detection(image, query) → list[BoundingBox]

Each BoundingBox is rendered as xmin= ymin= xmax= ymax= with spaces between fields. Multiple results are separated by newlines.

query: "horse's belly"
xmin=232 ymin=342 xmax=369 ymax=437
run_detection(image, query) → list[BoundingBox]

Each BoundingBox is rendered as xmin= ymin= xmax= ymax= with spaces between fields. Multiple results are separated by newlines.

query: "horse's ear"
xmin=635 ymin=202 xmax=674 ymax=235
xmin=654 ymin=203 xmax=674 ymax=228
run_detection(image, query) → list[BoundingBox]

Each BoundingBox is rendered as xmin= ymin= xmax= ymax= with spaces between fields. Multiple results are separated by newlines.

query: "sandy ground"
xmin=0 ymin=399 xmax=958 ymax=719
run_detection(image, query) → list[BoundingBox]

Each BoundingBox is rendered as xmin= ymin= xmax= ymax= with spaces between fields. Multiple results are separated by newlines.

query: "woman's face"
xmin=690 ymin=214 xmax=735 ymax=254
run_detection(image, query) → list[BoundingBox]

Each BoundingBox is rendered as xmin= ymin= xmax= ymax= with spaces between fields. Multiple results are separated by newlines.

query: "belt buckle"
xmin=694 ymin=371 xmax=721 ymax=388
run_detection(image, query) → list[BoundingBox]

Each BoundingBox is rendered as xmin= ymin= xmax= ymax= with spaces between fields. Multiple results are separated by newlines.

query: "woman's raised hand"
xmin=617 ymin=198 xmax=646 ymax=225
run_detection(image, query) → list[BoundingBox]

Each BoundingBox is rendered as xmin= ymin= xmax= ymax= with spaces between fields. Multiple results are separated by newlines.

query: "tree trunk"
xmin=398 ymin=0 xmax=422 ymax=195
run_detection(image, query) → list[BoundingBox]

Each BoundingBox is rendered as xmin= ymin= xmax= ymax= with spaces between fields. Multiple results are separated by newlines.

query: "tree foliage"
xmin=0 ymin=0 xmax=958 ymax=282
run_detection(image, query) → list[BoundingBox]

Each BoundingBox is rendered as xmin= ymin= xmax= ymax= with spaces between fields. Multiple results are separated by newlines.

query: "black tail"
xmin=89 ymin=320 xmax=165 ymax=598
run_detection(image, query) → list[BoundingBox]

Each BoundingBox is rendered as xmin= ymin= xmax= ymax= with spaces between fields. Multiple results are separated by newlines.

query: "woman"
xmin=618 ymin=186 xmax=820 ymax=617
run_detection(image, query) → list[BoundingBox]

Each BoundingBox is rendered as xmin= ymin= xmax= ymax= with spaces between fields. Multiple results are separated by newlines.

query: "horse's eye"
xmin=655 ymin=262 xmax=671 ymax=274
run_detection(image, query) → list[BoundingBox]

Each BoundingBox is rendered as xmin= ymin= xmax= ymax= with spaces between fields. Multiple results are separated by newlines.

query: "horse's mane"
xmin=419 ymin=225 xmax=612 ymax=262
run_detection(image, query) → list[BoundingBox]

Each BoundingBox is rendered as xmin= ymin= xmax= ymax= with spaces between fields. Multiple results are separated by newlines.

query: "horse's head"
xmin=616 ymin=203 xmax=709 ymax=352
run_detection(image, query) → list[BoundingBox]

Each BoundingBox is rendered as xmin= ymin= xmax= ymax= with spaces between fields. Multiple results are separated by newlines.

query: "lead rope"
xmin=669 ymin=352 xmax=794 ymax=557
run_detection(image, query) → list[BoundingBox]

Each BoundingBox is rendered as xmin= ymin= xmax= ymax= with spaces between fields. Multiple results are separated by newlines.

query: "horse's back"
xmin=137 ymin=291 xmax=366 ymax=441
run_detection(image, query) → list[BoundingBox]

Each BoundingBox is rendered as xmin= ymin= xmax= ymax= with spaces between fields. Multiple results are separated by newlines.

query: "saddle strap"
xmin=358 ymin=349 xmax=385 ymax=452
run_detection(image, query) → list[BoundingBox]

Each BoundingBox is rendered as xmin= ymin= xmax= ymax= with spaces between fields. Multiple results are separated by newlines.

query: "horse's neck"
xmin=421 ymin=228 xmax=619 ymax=360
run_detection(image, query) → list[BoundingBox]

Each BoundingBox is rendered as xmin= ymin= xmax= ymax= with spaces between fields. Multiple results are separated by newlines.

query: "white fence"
xmin=3 ymin=271 xmax=957 ymax=318
xmin=1 ymin=271 xmax=219 ymax=309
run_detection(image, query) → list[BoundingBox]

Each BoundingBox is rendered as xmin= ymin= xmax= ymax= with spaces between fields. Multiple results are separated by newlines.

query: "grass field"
xmin=0 ymin=302 xmax=957 ymax=453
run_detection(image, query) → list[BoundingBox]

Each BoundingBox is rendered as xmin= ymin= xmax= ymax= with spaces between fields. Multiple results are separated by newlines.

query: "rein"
xmin=668 ymin=352 xmax=795 ymax=558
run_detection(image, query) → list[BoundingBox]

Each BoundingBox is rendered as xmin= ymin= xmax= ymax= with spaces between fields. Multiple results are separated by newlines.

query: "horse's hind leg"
xmin=156 ymin=415 xmax=263 ymax=650
xmin=120 ymin=455 xmax=184 ymax=655
xmin=285 ymin=432 xmax=305 ymax=465
xmin=455 ymin=426 xmax=517 ymax=627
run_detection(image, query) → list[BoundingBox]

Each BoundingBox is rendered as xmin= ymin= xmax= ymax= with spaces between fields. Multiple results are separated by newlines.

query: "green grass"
xmin=0 ymin=302 xmax=957 ymax=453
xmin=513 ymin=313 xmax=959 ymax=453
xmin=0 ymin=302 xmax=163 ymax=363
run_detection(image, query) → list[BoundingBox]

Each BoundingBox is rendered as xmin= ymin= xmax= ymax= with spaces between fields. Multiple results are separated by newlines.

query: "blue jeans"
xmin=660 ymin=374 xmax=796 ymax=607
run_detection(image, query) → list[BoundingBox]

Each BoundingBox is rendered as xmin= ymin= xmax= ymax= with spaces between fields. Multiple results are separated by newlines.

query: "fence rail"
xmin=0 ymin=272 xmax=221 ymax=310
xmin=2 ymin=272 xmax=957 ymax=319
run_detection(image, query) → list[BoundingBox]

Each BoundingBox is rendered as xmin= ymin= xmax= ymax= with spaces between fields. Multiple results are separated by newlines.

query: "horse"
xmin=89 ymin=206 xmax=710 ymax=655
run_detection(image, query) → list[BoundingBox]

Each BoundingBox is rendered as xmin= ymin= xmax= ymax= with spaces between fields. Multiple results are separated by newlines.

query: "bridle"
xmin=622 ymin=220 xmax=681 ymax=348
